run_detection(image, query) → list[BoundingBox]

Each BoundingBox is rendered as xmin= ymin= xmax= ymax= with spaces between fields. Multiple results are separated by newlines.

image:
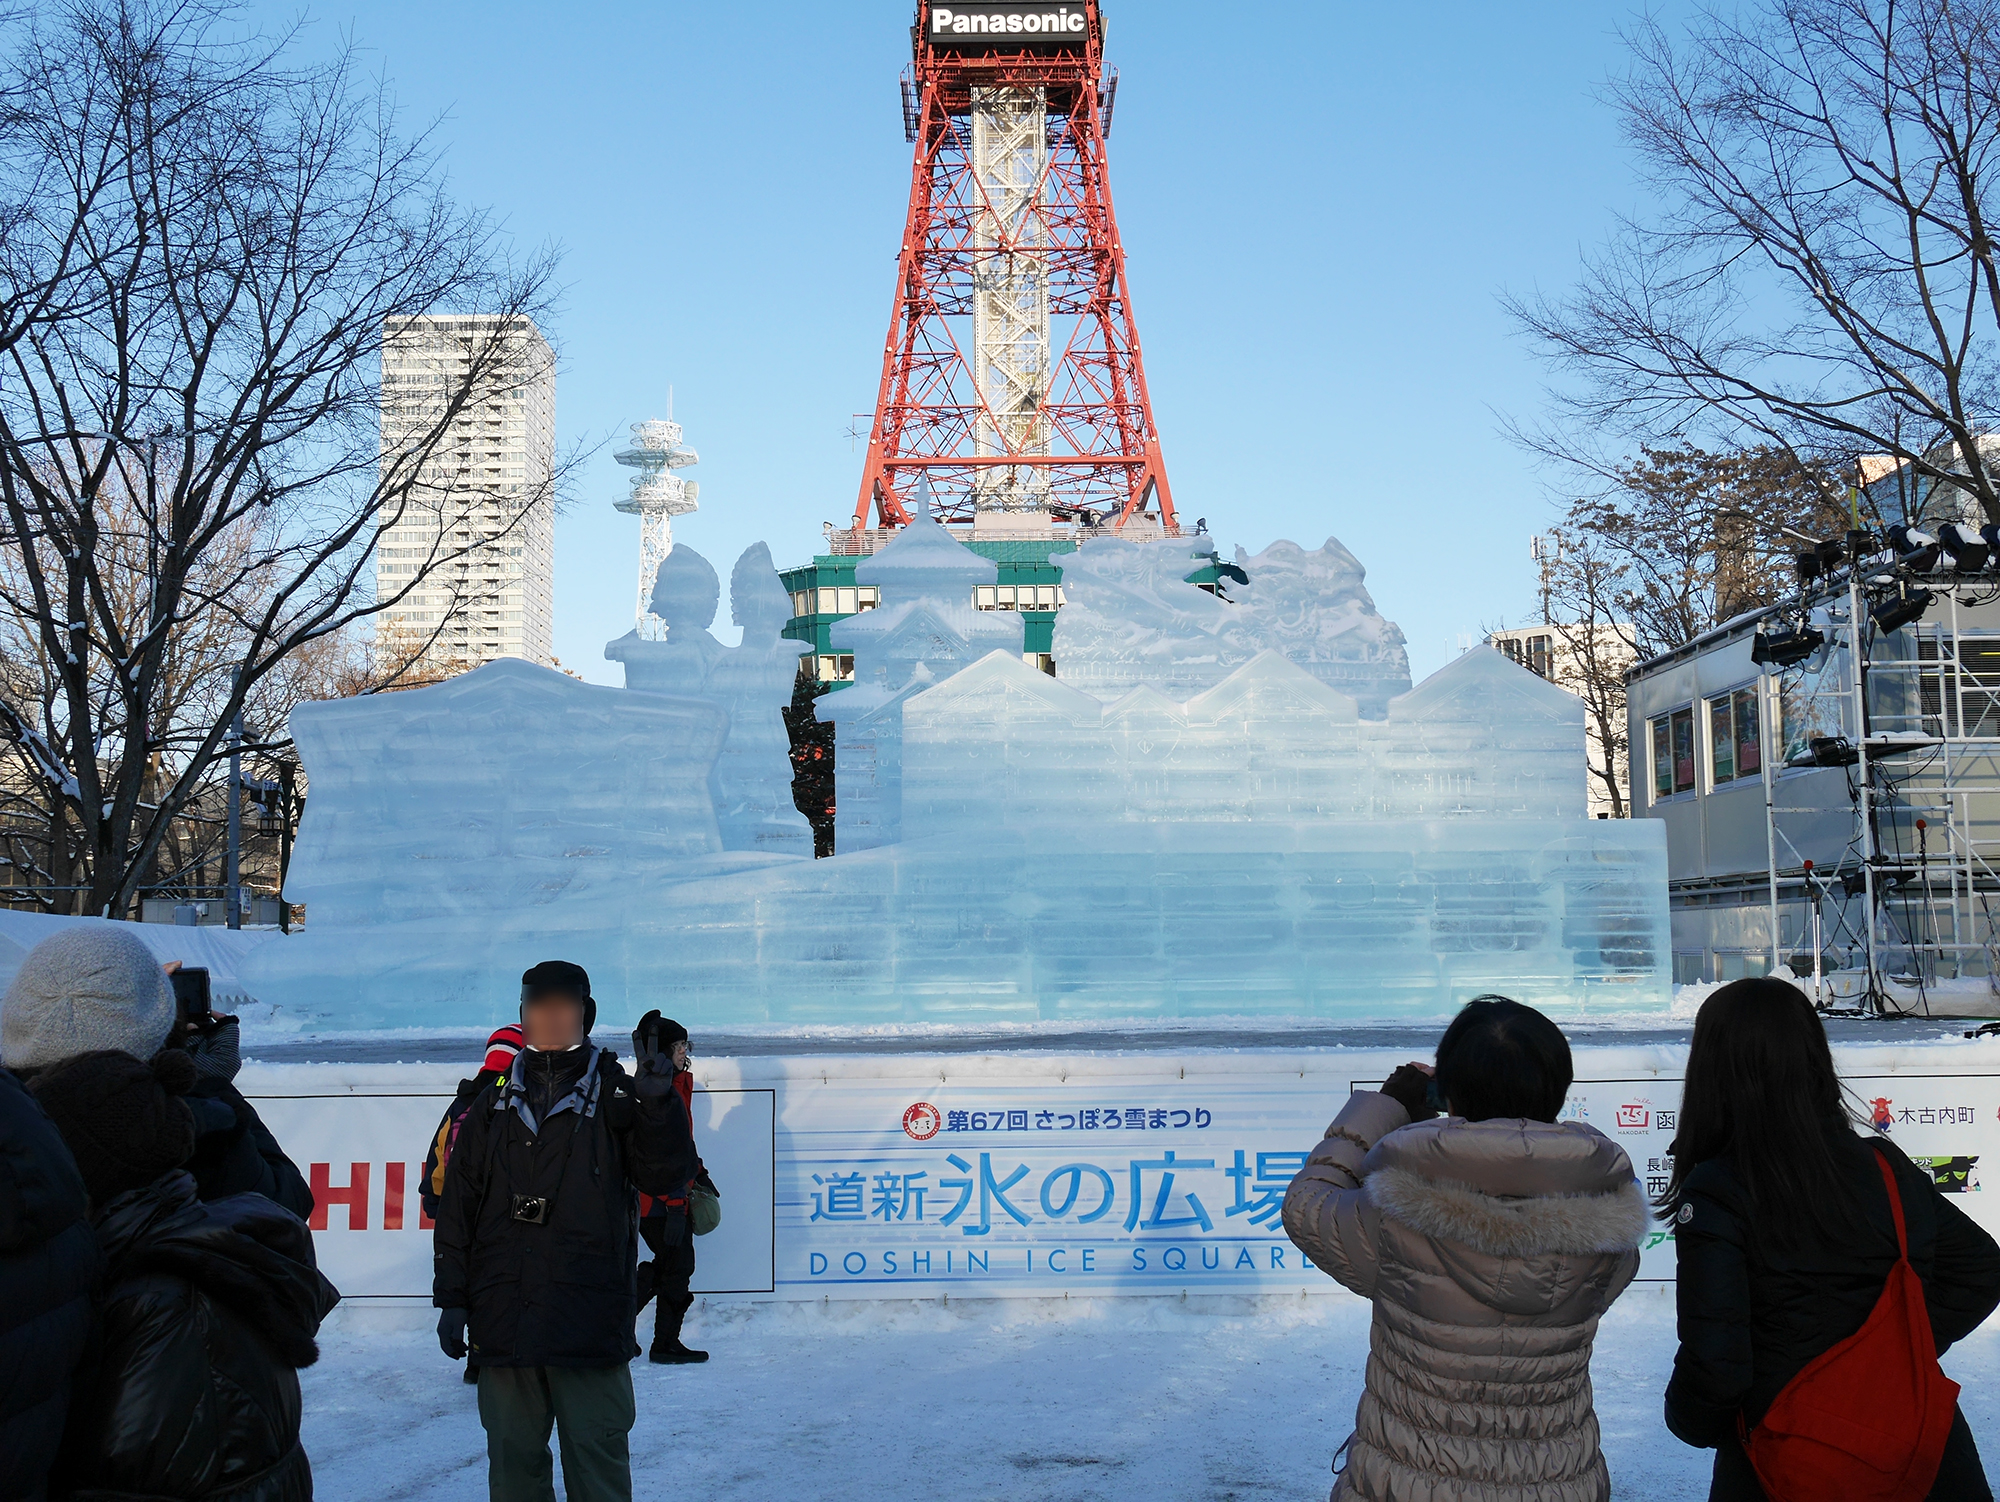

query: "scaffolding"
xmin=1763 ymin=567 xmax=2000 ymax=1015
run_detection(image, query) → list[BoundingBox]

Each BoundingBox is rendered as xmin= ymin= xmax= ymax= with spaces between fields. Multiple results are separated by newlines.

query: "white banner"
xmin=245 ymin=1074 xmax=772 ymax=1299
xmin=238 ymin=1043 xmax=2000 ymax=1302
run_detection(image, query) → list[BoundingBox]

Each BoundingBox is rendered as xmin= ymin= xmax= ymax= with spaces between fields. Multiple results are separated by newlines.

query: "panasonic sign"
xmin=928 ymin=5 xmax=1089 ymax=52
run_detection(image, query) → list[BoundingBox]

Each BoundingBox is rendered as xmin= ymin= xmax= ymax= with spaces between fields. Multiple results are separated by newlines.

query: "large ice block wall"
xmin=901 ymin=647 xmax=1586 ymax=834
xmin=248 ymin=817 xmax=1668 ymax=1028
xmin=283 ymin=660 xmax=728 ymax=928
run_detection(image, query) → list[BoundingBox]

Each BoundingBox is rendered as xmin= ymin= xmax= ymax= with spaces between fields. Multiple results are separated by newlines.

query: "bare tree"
xmin=0 ymin=1 xmax=563 ymax=917
xmin=1575 ymin=445 xmax=1851 ymax=658
xmin=1508 ymin=0 xmax=2000 ymax=523
xmin=1536 ymin=532 xmax=1641 ymax=818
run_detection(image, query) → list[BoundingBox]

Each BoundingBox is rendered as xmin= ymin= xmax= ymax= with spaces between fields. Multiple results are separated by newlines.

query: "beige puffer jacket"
xmin=1282 ymin=1091 xmax=1648 ymax=1502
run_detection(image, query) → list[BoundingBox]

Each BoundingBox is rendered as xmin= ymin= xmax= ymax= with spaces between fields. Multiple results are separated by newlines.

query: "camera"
xmin=171 ymin=966 xmax=212 ymax=1025
xmin=510 ymin=1194 xmax=551 ymax=1226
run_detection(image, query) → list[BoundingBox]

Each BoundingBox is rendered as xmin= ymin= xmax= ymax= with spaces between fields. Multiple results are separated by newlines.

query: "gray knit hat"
xmin=2 ymin=925 xmax=178 ymax=1071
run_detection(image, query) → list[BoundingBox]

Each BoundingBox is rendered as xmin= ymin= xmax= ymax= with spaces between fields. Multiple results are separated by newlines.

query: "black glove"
xmin=183 ymin=1014 xmax=242 ymax=1083
xmin=437 ymin=1307 xmax=468 ymax=1360
xmin=631 ymin=1010 xmax=673 ymax=1100
xmin=1379 ymin=1063 xmax=1439 ymax=1123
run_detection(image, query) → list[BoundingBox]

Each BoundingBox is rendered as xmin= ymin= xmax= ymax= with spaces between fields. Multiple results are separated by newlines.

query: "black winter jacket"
xmin=54 ymin=1172 xmax=339 ymax=1502
xmin=433 ymin=1044 xmax=694 ymax=1367
xmin=1667 ymin=1132 xmax=2000 ymax=1501
xmin=0 ymin=1067 xmax=96 ymax=1502
xmin=183 ymin=1077 xmax=314 ymax=1221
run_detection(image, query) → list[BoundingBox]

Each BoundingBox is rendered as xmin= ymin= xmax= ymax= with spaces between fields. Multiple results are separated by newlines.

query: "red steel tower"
xmin=852 ymin=1 xmax=1175 ymax=536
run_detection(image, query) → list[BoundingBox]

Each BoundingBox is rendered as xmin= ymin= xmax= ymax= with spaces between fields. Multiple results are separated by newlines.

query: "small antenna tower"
xmin=614 ymin=415 xmax=699 ymax=639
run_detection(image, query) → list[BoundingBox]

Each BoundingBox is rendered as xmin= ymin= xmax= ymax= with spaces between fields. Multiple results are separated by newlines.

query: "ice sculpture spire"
xmin=817 ymin=477 xmax=1023 ymax=850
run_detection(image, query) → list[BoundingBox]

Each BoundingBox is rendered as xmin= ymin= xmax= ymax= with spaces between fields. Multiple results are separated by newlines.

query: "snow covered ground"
xmin=301 ymin=1288 xmax=2000 ymax=1500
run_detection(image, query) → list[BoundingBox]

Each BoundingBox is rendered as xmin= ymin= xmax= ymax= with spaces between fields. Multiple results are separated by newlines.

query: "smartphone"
xmin=171 ymin=967 xmax=212 ymax=1025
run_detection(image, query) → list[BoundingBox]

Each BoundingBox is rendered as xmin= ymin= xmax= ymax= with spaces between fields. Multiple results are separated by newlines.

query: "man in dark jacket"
xmin=434 ymin=961 xmax=694 ymax=1502
xmin=28 ymin=1047 xmax=339 ymax=1502
xmin=0 ymin=926 xmax=312 ymax=1219
xmin=0 ymin=1065 xmax=96 ymax=1502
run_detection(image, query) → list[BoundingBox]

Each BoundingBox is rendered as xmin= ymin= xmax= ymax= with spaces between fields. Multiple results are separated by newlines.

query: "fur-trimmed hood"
xmin=1359 ymin=1115 xmax=1647 ymax=1318
xmin=1365 ymin=1165 xmax=1651 ymax=1259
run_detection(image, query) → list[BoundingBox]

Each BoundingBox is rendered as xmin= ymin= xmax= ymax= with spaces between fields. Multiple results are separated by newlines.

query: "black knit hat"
xmin=520 ymin=960 xmax=595 ymax=1034
xmin=656 ymin=1017 xmax=688 ymax=1048
xmin=27 ymin=1048 xmax=197 ymax=1205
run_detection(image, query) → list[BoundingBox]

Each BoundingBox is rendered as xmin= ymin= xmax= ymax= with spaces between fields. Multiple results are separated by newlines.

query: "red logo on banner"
xmin=308 ymin=1162 xmax=433 ymax=1231
xmin=902 ymin=1102 xmax=942 ymax=1140
xmin=1616 ymin=1104 xmax=1650 ymax=1130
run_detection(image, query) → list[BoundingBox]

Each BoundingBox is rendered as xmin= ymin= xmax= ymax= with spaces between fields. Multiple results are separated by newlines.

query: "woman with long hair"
xmin=1663 ymin=976 xmax=2000 ymax=1499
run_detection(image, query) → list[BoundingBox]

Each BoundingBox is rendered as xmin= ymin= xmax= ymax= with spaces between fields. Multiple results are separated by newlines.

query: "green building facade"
xmin=781 ymin=539 xmax=1227 ymax=686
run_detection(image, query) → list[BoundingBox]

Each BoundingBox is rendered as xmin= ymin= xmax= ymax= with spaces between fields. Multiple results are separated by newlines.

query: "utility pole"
xmin=225 ymin=689 xmax=242 ymax=930
xmin=1531 ymin=533 xmax=1560 ymax=625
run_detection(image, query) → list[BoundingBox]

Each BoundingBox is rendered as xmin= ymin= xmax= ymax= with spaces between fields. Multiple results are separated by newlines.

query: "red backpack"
xmin=1740 ymin=1143 xmax=1960 ymax=1502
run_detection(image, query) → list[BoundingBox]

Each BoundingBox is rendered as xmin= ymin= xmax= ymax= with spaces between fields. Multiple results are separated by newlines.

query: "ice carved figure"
xmin=604 ymin=545 xmax=725 ymax=692
xmin=1231 ymin=538 xmax=1412 ymax=716
xmin=704 ymin=545 xmax=812 ymax=855
xmin=817 ymin=479 xmax=1021 ymax=850
xmin=1052 ymin=534 xmax=1412 ymax=715
xmin=604 ymin=543 xmax=811 ymax=855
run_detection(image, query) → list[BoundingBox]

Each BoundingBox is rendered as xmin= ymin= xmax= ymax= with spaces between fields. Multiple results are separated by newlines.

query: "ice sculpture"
xmin=605 ymin=544 xmax=812 ymax=856
xmin=817 ymin=481 xmax=1022 ymax=850
xmin=246 ymin=636 xmax=1670 ymax=1030
xmin=605 ymin=545 xmax=724 ymax=691
xmin=898 ymin=645 xmax=1583 ymax=836
xmin=282 ymin=659 xmax=727 ymax=930
xmin=243 ymin=501 xmax=1669 ymax=1031
xmin=1053 ymin=534 xmax=1412 ymax=715
xmin=703 ymin=545 xmax=813 ymax=855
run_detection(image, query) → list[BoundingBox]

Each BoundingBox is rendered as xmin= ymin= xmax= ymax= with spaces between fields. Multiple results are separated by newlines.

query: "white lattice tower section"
xmin=970 ymin=87 xmax=1051 ymax=514
xmin=614 ymin=418 xmax=699 ymax=639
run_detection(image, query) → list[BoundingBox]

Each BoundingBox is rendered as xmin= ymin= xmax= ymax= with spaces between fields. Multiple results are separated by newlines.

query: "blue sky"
xmin=273 ymin=0 xmax=1689 ymax=684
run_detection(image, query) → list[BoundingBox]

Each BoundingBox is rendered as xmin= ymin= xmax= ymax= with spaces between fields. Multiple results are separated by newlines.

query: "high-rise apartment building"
xmin=375 ymin=315 xmax=556 ymax=673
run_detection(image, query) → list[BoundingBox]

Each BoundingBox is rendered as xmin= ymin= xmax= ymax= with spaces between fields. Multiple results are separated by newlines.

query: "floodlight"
xmin=1938 ymin=522 xmax=1990 ymax=572
xmin=1869 ymin=585 xmax=1934 ymax=634
xmin=1887 ymin=523 xmax=1940 ymax=571
xmin=1795 ymin=536 xmax=1848 ymax=584
xmin=1751 ymin=623 xmax=1826 ymax=668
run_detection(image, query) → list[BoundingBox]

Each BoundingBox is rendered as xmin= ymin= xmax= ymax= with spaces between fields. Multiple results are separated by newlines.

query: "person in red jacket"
xmin=637 ymin=1016 xmax=714 ymax=1364
xmin=421 ymin=1024 xmax=526 ymax=1386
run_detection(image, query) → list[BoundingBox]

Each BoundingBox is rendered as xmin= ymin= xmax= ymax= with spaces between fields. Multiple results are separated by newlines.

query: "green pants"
xmin=476 ymin=1363 xmax=635 ymax=1502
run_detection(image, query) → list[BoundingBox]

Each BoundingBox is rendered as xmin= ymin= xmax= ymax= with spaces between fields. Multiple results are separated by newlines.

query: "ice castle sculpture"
xmin=817 ymin=482 xmax=1022 ymax=850
xmin=605 ymin=543 xmax=812 ymax=856
xmin=1054 ymin=534 xmax=1412 ymax=715
xmin=240 ymin=522 xmax=1670 ymax=1031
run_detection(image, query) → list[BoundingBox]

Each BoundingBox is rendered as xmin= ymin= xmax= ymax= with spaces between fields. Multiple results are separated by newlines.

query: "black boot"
xmin=648 ymin=1290 xmax=706 ymax=1364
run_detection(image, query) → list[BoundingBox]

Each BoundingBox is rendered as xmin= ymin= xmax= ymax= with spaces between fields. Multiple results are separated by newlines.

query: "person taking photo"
xmin=1283 ymin=995 xmax=1648 ymax=1502
xmin=432 ymin=961 xmax=694 ymax=1502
